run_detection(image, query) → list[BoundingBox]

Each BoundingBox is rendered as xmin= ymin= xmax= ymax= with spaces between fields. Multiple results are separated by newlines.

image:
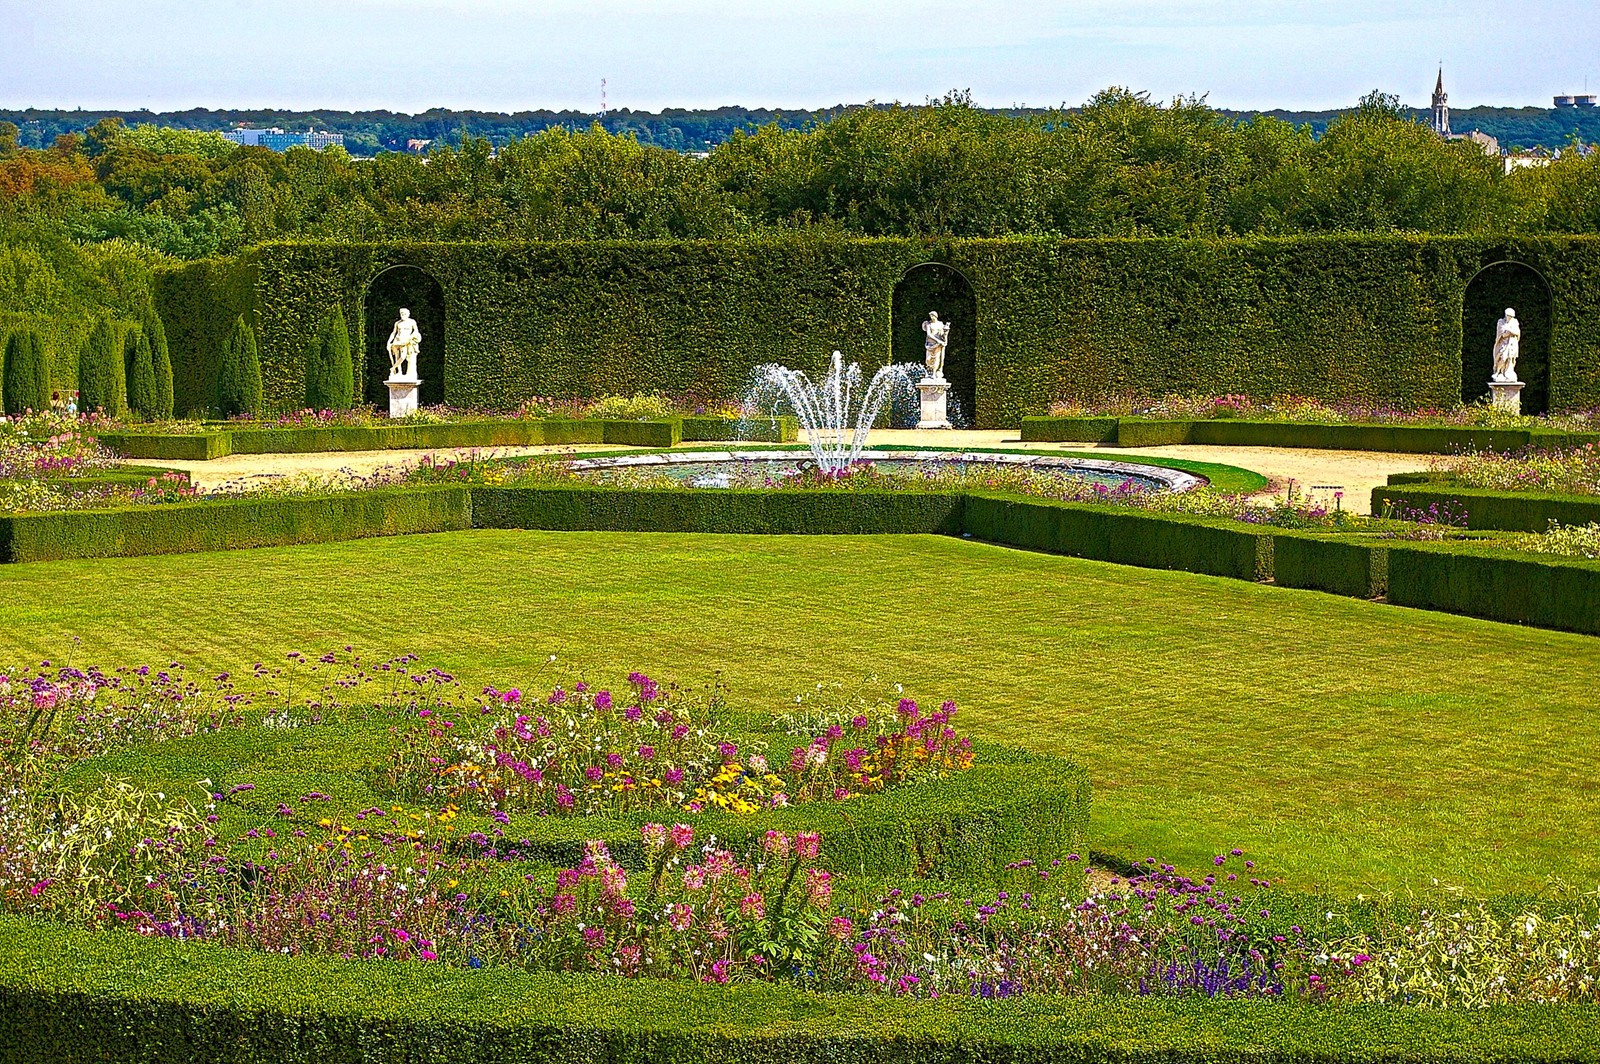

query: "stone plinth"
xmin=1488 ymin=379 xmax=1524 ymax=415
xmin=917 ymin=376 xmax=952 ymax=430
xmin=386 ymin=377 xmax=421 ymax=418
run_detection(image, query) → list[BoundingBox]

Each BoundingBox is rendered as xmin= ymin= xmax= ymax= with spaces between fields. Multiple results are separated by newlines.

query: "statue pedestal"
xmin=386 ymin=376 xmax=421 ymax=418
xmin=917 ymin=376 xmax=952 ymax=430
xmin=1488 ymin=379 xmax=1524 ymax=415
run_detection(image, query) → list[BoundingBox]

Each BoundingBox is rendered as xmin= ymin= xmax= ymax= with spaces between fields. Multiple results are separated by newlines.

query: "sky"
xmin=2 ymin=0 xmax=1598 ymax=114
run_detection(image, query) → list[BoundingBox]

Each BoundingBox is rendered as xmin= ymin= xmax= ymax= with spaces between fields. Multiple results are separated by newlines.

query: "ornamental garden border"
xmin=4 ymin=483 xmax=1597 ymax=636
xmin=5 ymin=918 xmax=1599 ymax=1064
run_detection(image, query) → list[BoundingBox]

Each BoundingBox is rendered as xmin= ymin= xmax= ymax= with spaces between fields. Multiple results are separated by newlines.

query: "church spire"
xmin=1432 ymin=67 xmax=1450 ymax=135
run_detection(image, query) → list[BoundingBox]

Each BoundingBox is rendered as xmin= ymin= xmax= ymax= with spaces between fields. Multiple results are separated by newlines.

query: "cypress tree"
xmin=304 ymin=306 xmax=354 ymax=410
xmin=2 ymin=329 xmax=52 ymax=415
xmin=124 ymin=327 xmax=160 ymax=421
xmin=216 ymin=315 xmax=263 ymax=418
xmin=77 ymin=318 xmax=123 ymax=417
xmin=141 ymin=304 xmax=174 ymax=419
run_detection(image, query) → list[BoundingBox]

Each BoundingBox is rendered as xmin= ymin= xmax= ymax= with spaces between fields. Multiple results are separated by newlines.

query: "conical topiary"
xmin=124 ymin=327 xmax=160 ymax=421
xmin=141 ymin=304 xmax=174 ymax=419
xmin=2 ymin=329 xmax=52 ymax=415
xmin=216 ymin=315 xmax=262 ymax=418
xmin=304 ymin=306 xmax=354 ymax=410
xmin=77 ymin=318 xmax=123 ymax=417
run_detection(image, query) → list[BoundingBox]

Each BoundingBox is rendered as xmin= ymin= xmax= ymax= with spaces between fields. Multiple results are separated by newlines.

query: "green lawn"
xmin=3 ymin=528 xmax=1596 ymax=897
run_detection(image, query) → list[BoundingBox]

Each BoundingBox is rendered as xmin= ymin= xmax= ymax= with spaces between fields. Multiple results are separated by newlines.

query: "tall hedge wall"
xmin=153 ymin=234 xmax=1600 ymax=426
xmin=150 ymin=255 xmax=260 ymax=416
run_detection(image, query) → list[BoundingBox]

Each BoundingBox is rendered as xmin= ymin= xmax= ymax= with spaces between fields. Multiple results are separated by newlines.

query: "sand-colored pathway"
xmin=131 ymin=429 xmax=1434 ymax=515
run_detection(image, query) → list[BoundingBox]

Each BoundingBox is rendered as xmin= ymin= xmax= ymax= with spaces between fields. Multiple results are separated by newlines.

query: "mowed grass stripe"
xmin=1 ymin=528 xmax=1596 ymax=896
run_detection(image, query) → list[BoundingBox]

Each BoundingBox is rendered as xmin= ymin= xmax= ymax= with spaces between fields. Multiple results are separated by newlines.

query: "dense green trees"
xmin=140 ymin=303 xmax=174 ymax=418
xmin=77 ymin=318 xmax=123 ymax=416
xmin=3 ymin=94 xmax=1597 ymax=263
xmin=123 ymin=325 xmax=159 ymax=420
xmin=2 ymin=328 xmax=50 ymax=414
xmin=216 ymin=315 xmax=262 ymax=417
xmin=304 ymin=306 xmax=353 ymax=410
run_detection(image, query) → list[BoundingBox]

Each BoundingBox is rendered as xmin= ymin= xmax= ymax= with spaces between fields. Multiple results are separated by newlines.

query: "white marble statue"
xmin=386 ymin=308 xmax=421 ymax=381
xmin=1492 ymin=307 xmax=1521 ymax=383
xmin=922 ymin=311 xmax=950 ymax=379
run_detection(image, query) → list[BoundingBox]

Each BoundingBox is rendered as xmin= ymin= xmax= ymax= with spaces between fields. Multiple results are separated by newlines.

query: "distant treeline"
xmin=0 ymin=106 xmax=851 ymax=154
xmin=6 ymin=102 xmax=1598 ymax=155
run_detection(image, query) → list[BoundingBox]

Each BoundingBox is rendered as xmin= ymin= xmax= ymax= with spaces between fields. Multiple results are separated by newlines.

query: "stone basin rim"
xmin=563 ymin=449 xmax=1207 ymax=492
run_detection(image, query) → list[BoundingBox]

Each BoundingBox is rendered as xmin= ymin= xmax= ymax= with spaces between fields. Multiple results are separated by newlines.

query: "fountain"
xmin=743 ymin=351 xmax=919 ymax=474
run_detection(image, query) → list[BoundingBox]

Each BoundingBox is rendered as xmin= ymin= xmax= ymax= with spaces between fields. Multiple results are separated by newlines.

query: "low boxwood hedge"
xmin=4 ymin=916 xmax=1598 ymax=1064
xmin=963 ymin=492 xmax=1272 ymax=581
xmin=1373 ymin=482 xmax=1600 ymax=532
xmin=1387 ymin=540 xmax=1600 ymax=635
xmin=1271 ymin=532 xmax=1389 ymax=599
xmin=682 ymin=415 xmax=798 ymax=443
xmin=473 ymin=485 xmax=967 ymax=536
xmin=1019 ymin=416 xmax=1600 ymax=455
xmin=1019 ymin=415 xmax=1118 ymax=443
xmin=96 ymin=417 xmax=721 ymax=462
xmin=6 ymin=483 xmax=1598 ymax=637
xmin=0 ymin=487 xmax=471 ymax=563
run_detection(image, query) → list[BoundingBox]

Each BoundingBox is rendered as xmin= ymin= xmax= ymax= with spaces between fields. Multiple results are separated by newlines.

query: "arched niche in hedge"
xmin=892 ymin=263 xmax=977 ymax=426
xmin=1461 ymin=262 xmax=1552 ymax=415
xmin=364 ymin=266 xmax=447 ymax=408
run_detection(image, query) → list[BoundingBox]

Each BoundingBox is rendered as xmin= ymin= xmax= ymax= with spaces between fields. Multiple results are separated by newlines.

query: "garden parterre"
xmin=5 ymin=647 xmax=1600 ymax=1006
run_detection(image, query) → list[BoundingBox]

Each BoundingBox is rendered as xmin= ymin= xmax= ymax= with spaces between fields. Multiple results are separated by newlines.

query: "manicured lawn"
xmin=2 ymin=528 xmax=1596 ymax=896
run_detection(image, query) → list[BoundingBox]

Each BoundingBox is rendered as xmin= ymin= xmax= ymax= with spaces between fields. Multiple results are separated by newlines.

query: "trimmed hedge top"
xmin=5 ymin=916 xmax=1600 ymax=1063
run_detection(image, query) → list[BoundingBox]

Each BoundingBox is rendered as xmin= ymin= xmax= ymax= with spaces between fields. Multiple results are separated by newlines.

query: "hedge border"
xmin=94 ymin=416 xmax=796 ymax=461
xmin=1021 ymin=416 xmax=1600 ymax=455
xmin=1373 ymin=481 xmax=1600 ymax=532
xmin=4 ymin=917 xmax=1599 ymax=1064
xmin=3 ymin=484 xmax=1597 ymax=636
xmin=1387 ymin=540 xmax=1600 ymax=635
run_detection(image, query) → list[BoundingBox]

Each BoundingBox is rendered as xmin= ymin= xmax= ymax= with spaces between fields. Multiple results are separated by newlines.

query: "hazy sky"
xmin=3 ymin=0 xmax=1597 ymax=113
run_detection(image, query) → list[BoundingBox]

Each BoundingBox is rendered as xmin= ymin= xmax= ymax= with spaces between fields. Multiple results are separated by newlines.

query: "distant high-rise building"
xmin=1432 ymin=68 xmax=1450 ymax=135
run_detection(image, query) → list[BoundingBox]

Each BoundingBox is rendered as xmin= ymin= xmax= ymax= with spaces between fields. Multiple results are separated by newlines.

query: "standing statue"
xmin=1492 ymin=307 xmax=1521 ymax=383
xmin=922 ymin=311 xmax=950 ymax=379
xmin=386 ymin=308 xmax=421 ymax=381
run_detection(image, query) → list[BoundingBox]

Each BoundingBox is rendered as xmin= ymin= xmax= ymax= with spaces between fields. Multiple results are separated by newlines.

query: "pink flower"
xmin=601 ymin=864 xmax=628 ymax=894
xmin=739 ymin=893 xmax=765 ymax=920
xmin=669 ymin=823 xmax=694 ymax=850
xmin=501 ymin=688 xmax=521 ymax=704
xmin=594 ymin=691 xmax=612 ymax=710
xmin=638 ymin=745 xmax=655 ymax=760
xmin=828 ymin=916 xmax=854 ymax=941
xmin=669 ymin=903 xmax=694 ymax=931
xmin=552 ymin=892 xmax=576 ymax=915
xmin=641 ymin=823 xmax=667 ymax=849
xmin=794 ymin=832 xmax=821 ymax=860
xmin=762 ymin=830 xmax=790 ymax=857
xmin=682 ymin=865 xmax=706 ymax=891
xmin=707 ymin=959 xmax=729 ymax=984
xmin=806 ymin=868 xmax=832 ymax=906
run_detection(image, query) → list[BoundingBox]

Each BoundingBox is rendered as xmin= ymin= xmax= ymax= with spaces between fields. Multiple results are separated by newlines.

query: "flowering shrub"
xmin=379 ymin=670 xmax=974 ymax=818
xmin=1521 ymin=521 xmax=1600 ymax=559
xmin=0 ymin=659 xmax=248 ymax=776
xmin=1430 ymin=444 xmax=1600 ymax=497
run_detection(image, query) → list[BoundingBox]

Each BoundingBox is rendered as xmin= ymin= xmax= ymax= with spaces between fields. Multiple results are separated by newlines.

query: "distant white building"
xmin=222 ymin=127 xmax=344 ymax=151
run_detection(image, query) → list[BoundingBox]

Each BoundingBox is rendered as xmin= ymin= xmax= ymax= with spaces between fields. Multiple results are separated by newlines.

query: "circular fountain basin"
xmin=564 ymin=450 xmax=1205 ymax=492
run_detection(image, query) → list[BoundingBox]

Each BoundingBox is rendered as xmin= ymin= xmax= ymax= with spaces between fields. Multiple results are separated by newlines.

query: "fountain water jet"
xmin=743 ymin=351 xmax=920 ymax=474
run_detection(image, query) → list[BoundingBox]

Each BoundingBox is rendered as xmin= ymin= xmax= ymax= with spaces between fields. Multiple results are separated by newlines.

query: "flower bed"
xmin=5 ymin=646 xmax=1600 ymax=1064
